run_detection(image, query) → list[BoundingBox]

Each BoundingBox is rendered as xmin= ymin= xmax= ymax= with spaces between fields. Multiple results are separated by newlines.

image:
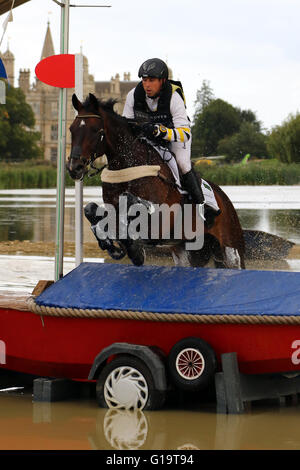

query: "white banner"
xmin=0 ymin=81 xmax=6 ymax=104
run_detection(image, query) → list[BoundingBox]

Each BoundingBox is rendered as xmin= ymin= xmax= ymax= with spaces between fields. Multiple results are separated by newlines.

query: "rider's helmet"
xmin=138 ymin=58 xmax=169 ymax=79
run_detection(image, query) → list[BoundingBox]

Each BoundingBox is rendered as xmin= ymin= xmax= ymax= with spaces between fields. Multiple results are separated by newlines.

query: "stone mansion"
xmin=0 ymin=22 xmax=139 ymax=162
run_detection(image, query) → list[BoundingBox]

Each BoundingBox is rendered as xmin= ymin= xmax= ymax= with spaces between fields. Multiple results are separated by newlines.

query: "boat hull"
xmin=1 ymin=306 xmax=300 ymax=379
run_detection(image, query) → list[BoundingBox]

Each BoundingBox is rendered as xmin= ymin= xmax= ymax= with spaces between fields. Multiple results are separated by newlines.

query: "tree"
xmin=267 ymin=114 xmax=300 ymax=163
xmin=0 ymin=82 xmax=41 ymax=161
xmin=235 ymin=107 xmax=263 ymax=132
xmin=192 ymin=99 xmax=241 ymax=156
xmin=217 ymin=122 xmax=268 ymax=162
xmin=193 ymin=79 xmax=214 ymax=123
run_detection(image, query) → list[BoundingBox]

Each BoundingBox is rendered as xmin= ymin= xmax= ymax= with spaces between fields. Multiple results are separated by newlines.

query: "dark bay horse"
xmin=67 ymin=93 xmax=245 ymax=269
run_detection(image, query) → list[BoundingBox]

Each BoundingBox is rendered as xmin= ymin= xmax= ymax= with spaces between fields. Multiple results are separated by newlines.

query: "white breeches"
xmin=170 ymin=137 xmax=192 ymax=175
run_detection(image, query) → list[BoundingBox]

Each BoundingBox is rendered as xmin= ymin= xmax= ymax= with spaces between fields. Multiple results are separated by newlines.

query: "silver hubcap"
xmin=104 ymin=366 xmax=149 ymax=410
xmin=175 ymin=348 xmax=205 ymax=380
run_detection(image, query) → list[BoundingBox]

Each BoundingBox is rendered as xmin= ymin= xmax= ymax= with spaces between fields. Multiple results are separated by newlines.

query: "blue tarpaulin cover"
xmin=35 ymin=262 xmax=300 ymax=317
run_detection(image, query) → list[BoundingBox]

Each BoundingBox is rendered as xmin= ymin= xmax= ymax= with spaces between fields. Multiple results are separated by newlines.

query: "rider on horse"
xmin=122 ymin=57 xmax=220 ymax=226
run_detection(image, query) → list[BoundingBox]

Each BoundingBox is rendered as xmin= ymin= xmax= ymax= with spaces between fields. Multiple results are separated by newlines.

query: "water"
xmin=1 ymin=393 xmax=300 ymax=450
xmin=1 ymin=186 xmax=300 ymax=450
xmin=1 ymin=185 xmax=300 ymax=292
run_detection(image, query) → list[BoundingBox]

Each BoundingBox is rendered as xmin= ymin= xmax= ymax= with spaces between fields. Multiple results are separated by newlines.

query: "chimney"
xmin=19 ymin=69 xmax=30 ymax=92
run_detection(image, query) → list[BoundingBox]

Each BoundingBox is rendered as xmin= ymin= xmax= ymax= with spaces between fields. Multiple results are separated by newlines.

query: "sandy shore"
xmin=0 ymin=240 xmax=300 ymax=259
xmin=0 ymin=240 xmax=105 ymax=258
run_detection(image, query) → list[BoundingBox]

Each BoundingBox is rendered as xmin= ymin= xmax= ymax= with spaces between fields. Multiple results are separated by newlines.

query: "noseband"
xmin=73 ymin=113 xmax=106 ymax=177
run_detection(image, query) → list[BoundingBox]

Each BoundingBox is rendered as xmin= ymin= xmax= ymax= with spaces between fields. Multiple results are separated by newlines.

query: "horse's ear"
xmin=89 ymin=93 xmax=99 ymax=111
xmin=72 ymin=94 xmax=82 ymax=111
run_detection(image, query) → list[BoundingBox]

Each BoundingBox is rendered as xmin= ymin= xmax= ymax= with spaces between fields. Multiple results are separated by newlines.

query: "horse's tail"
xmin=208 ymin=181 xmax=245 ymax=250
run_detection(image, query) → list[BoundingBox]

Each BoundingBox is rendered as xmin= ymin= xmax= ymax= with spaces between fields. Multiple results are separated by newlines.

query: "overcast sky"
xmin=1 ymin=0 xmax=300 ymax=132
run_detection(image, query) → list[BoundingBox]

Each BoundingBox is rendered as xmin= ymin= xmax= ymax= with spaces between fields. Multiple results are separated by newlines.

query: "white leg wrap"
xmin=224 ymin=247 xmax=242 ymax=269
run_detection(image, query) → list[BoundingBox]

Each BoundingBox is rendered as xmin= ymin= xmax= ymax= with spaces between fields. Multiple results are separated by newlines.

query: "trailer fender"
xmin=88 ymin=342 xmax=167 ymax=391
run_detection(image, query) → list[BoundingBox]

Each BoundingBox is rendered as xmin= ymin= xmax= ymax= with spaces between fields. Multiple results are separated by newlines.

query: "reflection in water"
xmin=1 ymin=188 xmax=300 ymax=245
xmin=103 ymin=409 xmax=148 ymax=450
xmin=1 ymin=391 xmax=300 ymax=450
xmin=237 ymin=209 xmax=300 ymax=244
xmin=0 ymin=207 xmax=35 ymax=242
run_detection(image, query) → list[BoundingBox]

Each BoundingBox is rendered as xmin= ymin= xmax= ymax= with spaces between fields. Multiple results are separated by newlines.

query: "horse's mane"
xmin=82 ymin=95 xmax=130 ymax=128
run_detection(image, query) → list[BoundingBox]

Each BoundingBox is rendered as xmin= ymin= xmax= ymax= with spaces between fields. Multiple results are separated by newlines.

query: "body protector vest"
xmin=133 ymin=79 xmax=186 ymax=129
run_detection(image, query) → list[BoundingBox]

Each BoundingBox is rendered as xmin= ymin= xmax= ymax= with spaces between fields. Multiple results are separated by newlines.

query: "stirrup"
xmin=197 ymin=203 xmax=206 ymax=221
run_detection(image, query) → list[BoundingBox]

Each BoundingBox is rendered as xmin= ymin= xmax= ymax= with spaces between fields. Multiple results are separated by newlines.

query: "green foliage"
xmin=217 ymin=122 xmax=267 ymax=162
xmin=267 ymin=114 xmax=300 ymax=163
xmin=0 ymin=83 xmax=41 ymax=161
xmin=191 ymin=81 xmax=268 ymax=161
xmin=0 ymin=162 xmax=57 ymax=189
xmin=235 ymin=107 xmax=262 ymax=132
xmin=0 ymin=159 xmax=299 ymax=189
xmin=193 ymin=79 xmax=215 ymax=123
xmin=192 ymin=99 xmax=241 ymax=156
xmin=195 ymin=159 xmax=300 ymax=185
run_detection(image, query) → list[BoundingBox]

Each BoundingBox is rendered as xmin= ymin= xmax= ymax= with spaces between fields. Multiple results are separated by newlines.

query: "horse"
xmin=67 ymin=93 xmax=245 ymax=269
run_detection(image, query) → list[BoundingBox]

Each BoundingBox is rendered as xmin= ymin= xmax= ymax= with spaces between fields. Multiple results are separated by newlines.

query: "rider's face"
xmin=142 ymin=77 xmax=164 ymax=97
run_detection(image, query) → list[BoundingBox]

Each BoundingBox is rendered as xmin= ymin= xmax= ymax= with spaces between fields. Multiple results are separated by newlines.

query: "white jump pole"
xmin=55 ymin=0 xmax=70 ymax=281
xmin=74 ymin=53 xmax=84 ymax=266
xmin=53 ymin=1 xmax=111 ymax=280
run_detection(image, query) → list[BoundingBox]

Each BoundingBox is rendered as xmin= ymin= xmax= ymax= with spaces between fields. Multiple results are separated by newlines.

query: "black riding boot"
xmin=181 ymin=169 xmax=220 ymax=228
xmin=181 ymin=169 xmax=205 ymax=205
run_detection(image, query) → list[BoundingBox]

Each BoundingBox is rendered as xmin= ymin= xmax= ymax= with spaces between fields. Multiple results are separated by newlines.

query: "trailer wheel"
xmin=168 ymin=337 xmax=217 ymax=392
xmin=96 ymin=354 xmax=165 ymax=411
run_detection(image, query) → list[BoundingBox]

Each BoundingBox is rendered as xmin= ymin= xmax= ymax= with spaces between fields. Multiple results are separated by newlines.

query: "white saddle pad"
xmin=146 ymin=139 xmax=220 ymax=212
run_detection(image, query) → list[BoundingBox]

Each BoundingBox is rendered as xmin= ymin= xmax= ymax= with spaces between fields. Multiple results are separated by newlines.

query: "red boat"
xmin=1 ymin=263 xmax=300 ymax=410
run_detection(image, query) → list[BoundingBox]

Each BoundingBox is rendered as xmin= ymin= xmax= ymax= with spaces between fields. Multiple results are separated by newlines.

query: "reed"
xmin=0 ymin=162 xmax=70 ymax=189
xmin=196 ymin=160 xmax=300 ymax=185
xmin=0 ymin=159 xmax=300 ymax=189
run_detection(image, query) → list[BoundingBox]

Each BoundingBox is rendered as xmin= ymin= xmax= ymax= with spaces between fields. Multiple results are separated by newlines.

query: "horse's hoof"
xmin=127 ymin=244 xmax=145 ymax=266
xmin=84 ymin=202 xmax=101 ymax=225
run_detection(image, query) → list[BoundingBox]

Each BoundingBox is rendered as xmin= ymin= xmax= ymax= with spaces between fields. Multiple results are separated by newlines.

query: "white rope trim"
xmin=26 ymin=297 xmax=300 ymax=325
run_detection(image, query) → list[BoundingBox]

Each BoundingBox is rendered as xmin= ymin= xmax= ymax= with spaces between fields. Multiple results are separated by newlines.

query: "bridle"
xmin=73 ymin=113 xmax=106 ymax=178
xmin=71 ymin=113 xmax=179 ymax=189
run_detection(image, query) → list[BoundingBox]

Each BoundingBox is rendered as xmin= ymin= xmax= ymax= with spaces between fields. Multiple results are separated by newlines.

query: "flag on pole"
xmin=2 ymin=10 xmax=13 ymax=31
xmin=0 ymin=0 xmax=14 ymax=49
xmin=35 ymin=54 xmax=75 ymax=88
xmin=0 ymin=58 xmax=7 ymax=79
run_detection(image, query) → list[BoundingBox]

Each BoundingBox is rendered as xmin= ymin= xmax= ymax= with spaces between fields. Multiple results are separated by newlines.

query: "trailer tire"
xmin=96 ymin=354 xmax=165 ymax=411
xmin=168 ymin=337 xmax=217 ymax=392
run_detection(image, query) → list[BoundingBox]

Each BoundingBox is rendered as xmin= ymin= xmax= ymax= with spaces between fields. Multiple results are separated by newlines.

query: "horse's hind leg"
xmin=171 ymin=244 xmax=191 ymax=267
xmin=215 ymin=245 xmax=243 ymax=269
xmin=171 ymin=239 xmax=212 ymax=268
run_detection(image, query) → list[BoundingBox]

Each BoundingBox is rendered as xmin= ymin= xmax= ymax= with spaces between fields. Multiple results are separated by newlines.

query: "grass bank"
xmin=0 ymin=159 xmax=300 ymax=189
xmin=0 ymin=161 xmax=73 ymax=189
xmin=195 ymin=159 xmax=300 ymax=185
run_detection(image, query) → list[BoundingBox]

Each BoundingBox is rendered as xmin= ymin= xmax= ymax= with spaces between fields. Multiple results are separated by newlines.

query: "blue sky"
xmin=1 ymin=0 xmax=300 ymax=131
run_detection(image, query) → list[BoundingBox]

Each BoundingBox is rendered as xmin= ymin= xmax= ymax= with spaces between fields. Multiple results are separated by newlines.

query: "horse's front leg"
xmin=84 ymin=202 xmax=126 ymax=260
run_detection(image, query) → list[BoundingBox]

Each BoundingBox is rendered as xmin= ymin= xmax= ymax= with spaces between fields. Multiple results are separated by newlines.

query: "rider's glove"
xmin=141 ymin=123 xmax=167 ymax=140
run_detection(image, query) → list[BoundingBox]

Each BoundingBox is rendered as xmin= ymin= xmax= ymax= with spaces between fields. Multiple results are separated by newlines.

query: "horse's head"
xmin=67 ymin=93 xmax=106 ymax=180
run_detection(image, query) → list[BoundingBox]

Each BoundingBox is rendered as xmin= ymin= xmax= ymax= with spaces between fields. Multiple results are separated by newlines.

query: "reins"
xmin=72 ymin=113 xmax=180 ymax=189
xmin=75 ymin=114 xmax=106 ymax=178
